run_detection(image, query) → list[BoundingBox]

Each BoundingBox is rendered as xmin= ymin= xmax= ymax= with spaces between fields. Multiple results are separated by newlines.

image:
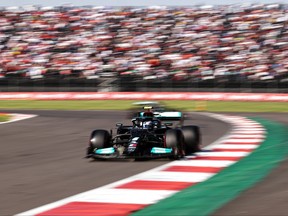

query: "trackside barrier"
xmin=0 ymin=92 xmax=288 ymax=101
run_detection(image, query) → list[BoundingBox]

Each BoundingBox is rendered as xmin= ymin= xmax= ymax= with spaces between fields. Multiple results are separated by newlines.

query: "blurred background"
xmin=0 ymin=2 xmax=287 ymax=93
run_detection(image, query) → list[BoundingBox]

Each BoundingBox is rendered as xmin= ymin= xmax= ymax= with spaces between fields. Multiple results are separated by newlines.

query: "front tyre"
xmin=165 ymin=129 xmax=184 ymax=160
xmin=87 ymin=129 xmax=111 ymax=155
xmin=181 ymin=125 xmax=201 ymax=155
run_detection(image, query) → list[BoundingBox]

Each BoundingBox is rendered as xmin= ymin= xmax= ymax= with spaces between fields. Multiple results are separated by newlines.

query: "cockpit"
xmin=132 ymin=117 xmax=161 ymax=130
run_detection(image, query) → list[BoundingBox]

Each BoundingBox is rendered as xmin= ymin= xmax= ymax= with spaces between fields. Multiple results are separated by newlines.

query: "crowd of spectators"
xmin=0 ymin=4 xmax=288 ymax=86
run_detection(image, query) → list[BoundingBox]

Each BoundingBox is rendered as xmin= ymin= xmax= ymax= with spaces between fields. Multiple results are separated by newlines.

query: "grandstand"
xmin=0 ymin=4 xmax=287 ymax=92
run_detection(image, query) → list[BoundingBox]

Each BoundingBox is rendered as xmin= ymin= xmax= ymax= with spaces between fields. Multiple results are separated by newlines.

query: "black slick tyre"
xmin=87 ymin=130 xmax=111 ymax=155
xmin=181 ymin=125 xmax=201 ymax=155
xmin=165 ymin=129 xmax=184 ymax=160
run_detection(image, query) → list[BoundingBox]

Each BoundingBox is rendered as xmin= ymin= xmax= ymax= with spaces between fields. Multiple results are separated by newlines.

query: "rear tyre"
xmin=165 ymin=129 xmax=184 ymax=160
xmin=181 ymin=125 xmax=201 ymax=155
xmin=87 ymin=130 xmax=111 ymax=155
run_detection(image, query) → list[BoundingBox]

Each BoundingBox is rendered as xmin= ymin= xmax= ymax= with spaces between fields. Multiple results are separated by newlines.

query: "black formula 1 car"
xmin=86 ymin=113 xmax=201 ymax=161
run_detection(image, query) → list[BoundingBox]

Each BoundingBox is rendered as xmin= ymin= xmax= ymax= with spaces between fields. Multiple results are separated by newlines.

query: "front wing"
xmin=86 ymin=147 xmax=174 ymax=160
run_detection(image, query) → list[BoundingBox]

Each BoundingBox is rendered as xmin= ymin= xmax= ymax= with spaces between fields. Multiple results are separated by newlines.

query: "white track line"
xmin=0 ymin=113 xmax=37 ymax=124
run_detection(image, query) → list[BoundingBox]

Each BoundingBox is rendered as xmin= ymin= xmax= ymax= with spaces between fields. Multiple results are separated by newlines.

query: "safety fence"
xmin=0 ymin=78 xmax=287 ymax=93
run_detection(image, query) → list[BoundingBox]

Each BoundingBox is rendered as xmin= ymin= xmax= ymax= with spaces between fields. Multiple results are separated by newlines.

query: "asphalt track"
xmin=0 ymin=110 xmax=287 ymax=216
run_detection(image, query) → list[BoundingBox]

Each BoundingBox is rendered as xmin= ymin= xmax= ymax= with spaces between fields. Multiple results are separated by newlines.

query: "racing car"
xmin=86 ymin=110 xmax=201 ymax=161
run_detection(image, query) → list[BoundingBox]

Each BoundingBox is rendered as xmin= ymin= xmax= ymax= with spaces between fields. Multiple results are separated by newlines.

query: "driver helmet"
xmin=143 ymin=106 xmax=154 ymax=117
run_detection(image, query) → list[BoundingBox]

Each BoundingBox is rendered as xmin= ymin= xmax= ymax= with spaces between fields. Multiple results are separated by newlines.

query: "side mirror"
xmin=116 ymin=123 xmax=123 ymax=127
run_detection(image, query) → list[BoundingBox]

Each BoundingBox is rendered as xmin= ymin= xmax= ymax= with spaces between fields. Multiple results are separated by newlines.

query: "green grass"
xmin=0 ymin=100 xmax=287 ymax=112
xmin=0 ymin=113 xmax=10 ymax=122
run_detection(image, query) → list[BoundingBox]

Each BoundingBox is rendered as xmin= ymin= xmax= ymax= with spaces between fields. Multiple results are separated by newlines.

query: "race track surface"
xmin=0 ymin=110 xmax=229 ymax=215
xmin=0 ymin=110 xmax=287 ymax=216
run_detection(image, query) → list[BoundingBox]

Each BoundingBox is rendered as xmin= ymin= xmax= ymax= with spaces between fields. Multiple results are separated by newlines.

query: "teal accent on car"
xmin=95 ymin=147 xmax=115 ymax=154
xmin=158 ymin=111 xmax=182 ymax=118
xmin=151 ymin=147 xmax=173 ymax=154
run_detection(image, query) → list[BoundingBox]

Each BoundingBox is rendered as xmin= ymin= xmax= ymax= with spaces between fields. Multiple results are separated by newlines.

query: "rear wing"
xmin=139 ymin=111 xmax=183 ymax=121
